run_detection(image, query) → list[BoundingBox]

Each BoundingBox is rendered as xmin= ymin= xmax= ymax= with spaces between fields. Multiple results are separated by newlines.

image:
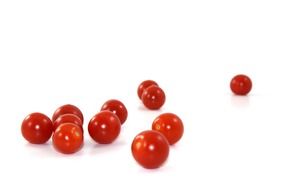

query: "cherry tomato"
xmin=101 ymin=99 xmax=128 ymax=124
xmin=52 ymin=123 xmax=83 ymax=154
xmin=137 ymin=80 xmax=158 ymax=99
xmin=152 ymin=113 xmax=184 ymax=145
xmin=131 ymin=130 xmax=169 ymax=169
xmin=230 ymin=74 xmax=252 ymax=95
xmin=52 ymin=104 xmax=84 ymax=123
xmin=21 ymin=113 xmax=53 ymax=144
xmin=88 ymin=111 xmax=121 ymax=144
xmin=141 ymin=85 xmax=166 ymax=110
xmin=53 ymin=114 xmax=83 ymax=132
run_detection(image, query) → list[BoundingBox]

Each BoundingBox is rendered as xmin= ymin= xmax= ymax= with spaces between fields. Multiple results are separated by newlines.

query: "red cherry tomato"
xmin=141 ymin=85 xmax=166 ymax=110
xmin=52 ymin=104 xmax=84 ymax=123
xmin=152 ymin=113 xmax=184 ymax=145
xmin=52 ymin=123 xmax=83 ymax=154
xmin=101 ymin=99 xmax=128 ymax=125
xmin=230 ymin=74 xmax=252 ymax=95
xmin=21 ymin=113 xmax=53 ymax=144
xmin=53 ymin=114 xmax=83 ymax=132
xmin=88 ymin=111 xmax=121 ymax=144
xmin=137 ymin=80 xmax=158 ymax=99
xmin=131 ymin=130 xmax=169 ymax=169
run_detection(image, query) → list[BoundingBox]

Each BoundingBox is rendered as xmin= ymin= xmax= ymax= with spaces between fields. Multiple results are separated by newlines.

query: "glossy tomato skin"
xmin=137 ymin=80 xmax=158 ymax=99
xmin=101 ymin=99 xmax=128 ymax=124
xmin=152 ymin=113 xmax=184 ymax=145
xmin=141 ymin=85 xmax=166 ymax=110
xmin=88 ymin=111 xmax=121 ymax=144
xmin=53 ymin=114 xmax=83 ymax=132
xmin=52 ymin=104 xmax=84 ymax=123
xmin=131 ymin=130 xmax=169 ymax=169
xmin=21 ymin=112 xmax=53 ymax=144
xmin=230 ymin=74 xmax=252 ymax=95
xmin=52 ymin=123 xmax=83 ymax=154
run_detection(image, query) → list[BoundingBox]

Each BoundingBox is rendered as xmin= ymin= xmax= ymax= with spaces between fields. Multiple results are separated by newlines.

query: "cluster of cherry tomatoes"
xmin=132 ymin=80 xmax=184 ymax=169
xmin=21 ymin=74 xmax=252 ymax=169
xmin=21 ymin=100 xmax=128 ymax=154
xmin=137 ymin=80 xmax=166 ymax=110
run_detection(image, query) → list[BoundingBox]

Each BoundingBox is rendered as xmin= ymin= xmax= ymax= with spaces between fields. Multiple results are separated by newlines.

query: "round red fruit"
xmin=137 ymin=80 xmax=158 ymax=99
xmin=52 ymin=123 xmax=83 ymax=154
xmin=101 ymin=99 xmax=128 ymax=124
xmin=152 ymin=113 xmax=184 ymax=145
xmin=141 ymin=85 xmax=165 ymax=110
xmin=131 ymin=130 xmax=169 ymax=169
xmin=53 ymin=114 xmax=83 ymax=132
xmin=88 ymin=111 xmax=121 ymax=144
xmin=230 ymin=74 xmax=252 ymax=95
xmin=21 ymin=112 xmax=53 ymax=144
xmin=52 ymin=104 xmax=84 ymax=123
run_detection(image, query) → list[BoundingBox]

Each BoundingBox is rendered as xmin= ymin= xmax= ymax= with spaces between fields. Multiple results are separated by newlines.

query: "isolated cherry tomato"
xmin=88 ymin=111 xmax=121 ymax=144
xmin=230 ymin=74 xmax=252 ymax=95
xmin=53 ymin=114 xmax=83 ymax=132
xmin=52 ymin=104 xmax=84 ymax=123
xmin=137 ymin=80 xmax=158 ymax=99
xmin=21 ymin=112 xmax=53 ymax=144
xmin=141 ymin=85 xmax=166 ymax=110
xmin=101 ymin=99 xmax=128 ymax=124
xmin=152 ymin=113 xmax=184 ymax=145
xmin=131 ymin=130 xmax=169 ymax=169
xmin=52 ymin=123 xmax=83 ymax=154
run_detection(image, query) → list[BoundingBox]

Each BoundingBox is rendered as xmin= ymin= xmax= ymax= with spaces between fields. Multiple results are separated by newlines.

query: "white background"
xmin=0 ymin=0 xmax=285 ymax=189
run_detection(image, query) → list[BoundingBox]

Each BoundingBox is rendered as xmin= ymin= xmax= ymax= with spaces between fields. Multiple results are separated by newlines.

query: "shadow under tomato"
xmin=137 ymin=104 xmax=164 ymax=113
xmin=24 ymin=142 xmax=56 ymax=157
xmin=24 ymin=141 xmax=85 ymax=157
xmin=87 ymin=139 xmax=126 ymax=155
xmin=230 ymin=94 xmax=251 ymax=108
xmin=136 ymin=159 xmax=173 ymax=173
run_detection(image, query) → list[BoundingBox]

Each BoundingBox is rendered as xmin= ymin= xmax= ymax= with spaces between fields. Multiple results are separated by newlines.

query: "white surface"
xmin=0 ymin=0 xmax=285 ymax=189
